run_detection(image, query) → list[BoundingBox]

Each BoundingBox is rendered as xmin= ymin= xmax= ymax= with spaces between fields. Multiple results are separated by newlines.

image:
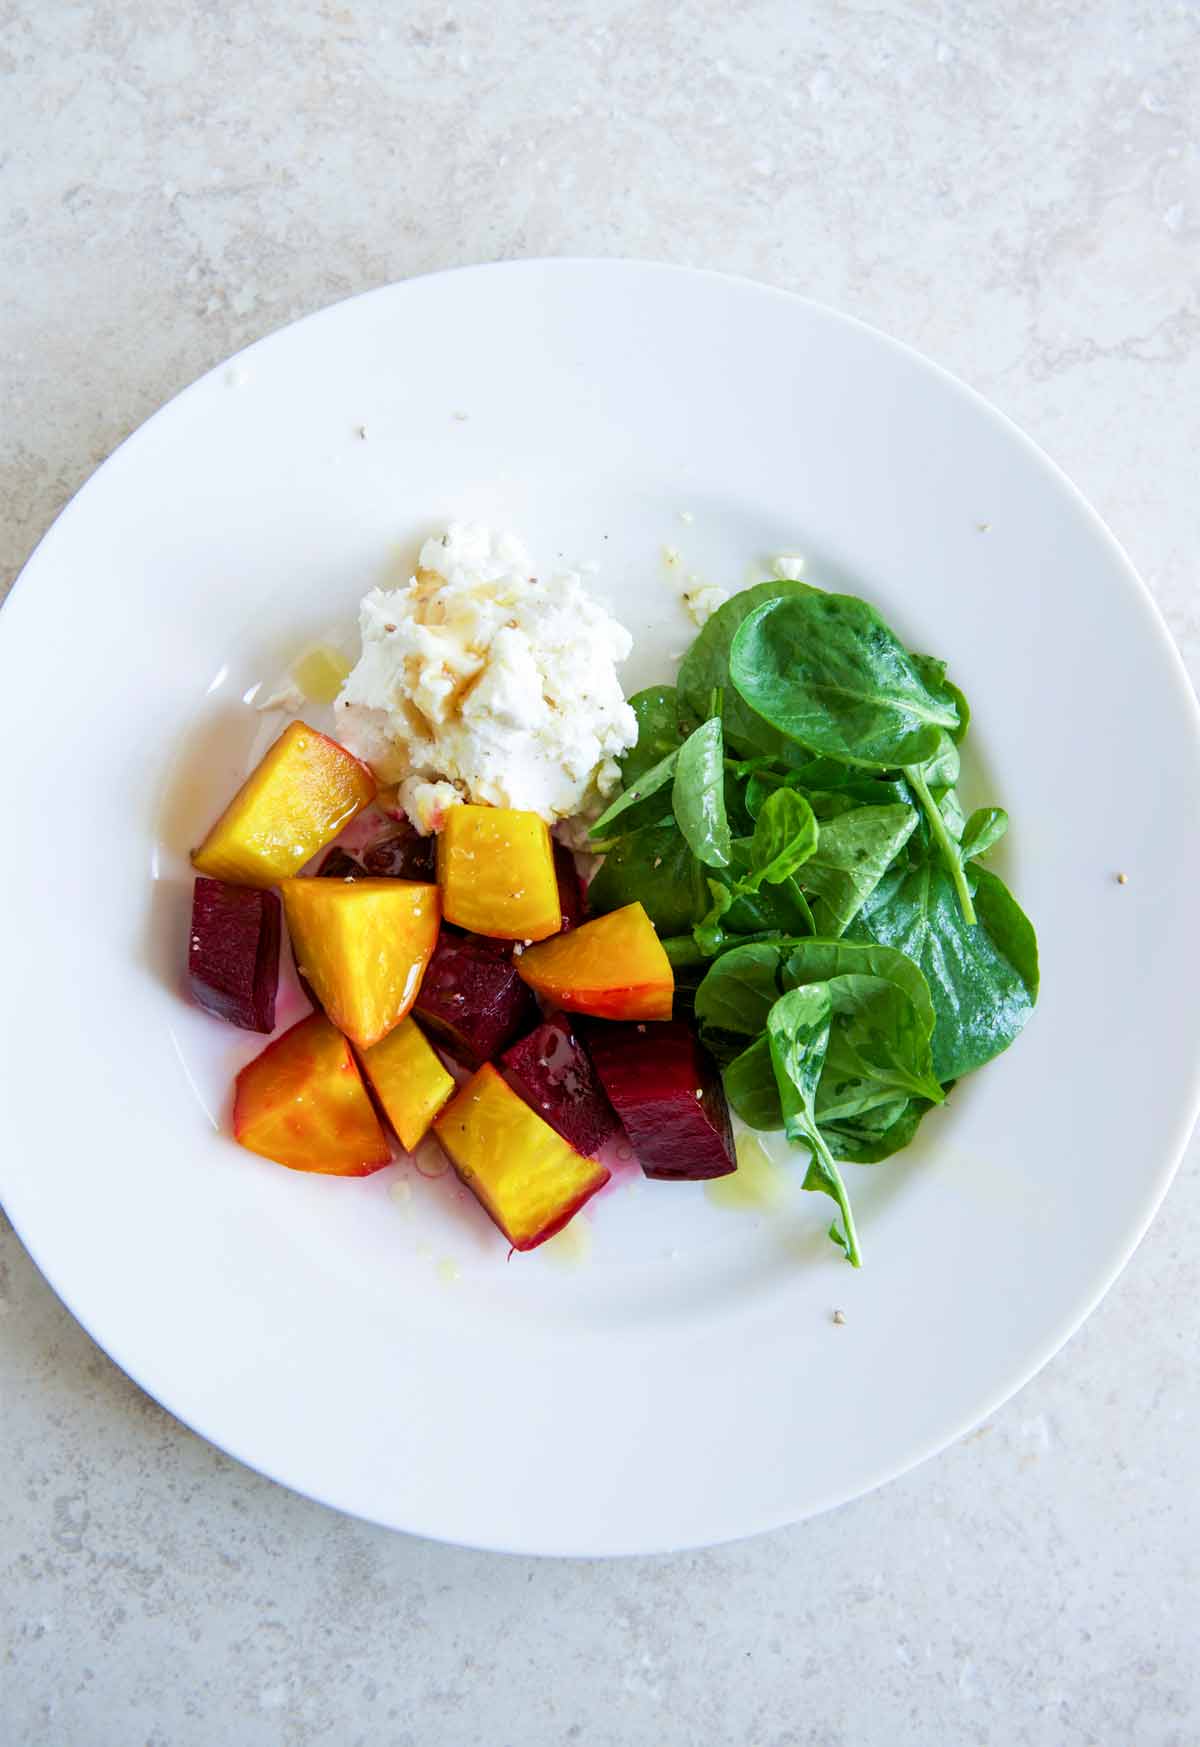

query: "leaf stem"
xmin=809 ymin=1128 xmax=862 ymax=1268
xmin=905 ymin=764 xmax=977 ymax=926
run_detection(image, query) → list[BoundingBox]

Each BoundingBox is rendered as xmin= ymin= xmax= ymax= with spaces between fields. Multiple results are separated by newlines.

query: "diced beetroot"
xmin=188 ymin=877 xmax=281 ymax=1033
xmin=414 ymin=929 xmax=538 ymax=1066
xmin=585 ymin=1019 xmax=736 ymax=1180
xmin=553 ymin=843 xmax=587 ymax=932
xmin=500 ymin=1014 xmax=622 ymax=1158
xmin=361 ymin=824 xmax=436 ymax=882
xmin=317 ymin=846 xmax=365 ymax=880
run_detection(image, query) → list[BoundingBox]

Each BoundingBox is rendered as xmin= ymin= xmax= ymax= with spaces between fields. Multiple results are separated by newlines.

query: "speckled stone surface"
xmin=3 ymin=3 xmax=1198 ymax=1743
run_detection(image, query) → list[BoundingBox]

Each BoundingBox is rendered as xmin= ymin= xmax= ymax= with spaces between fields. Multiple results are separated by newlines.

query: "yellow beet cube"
xmin=192 ymin=721 xmax=376 ymax=888
xmin=433 ymin=1064 xmax=609 ymax=1250
xmin=358 ymin=1017 xmax=455 ymax=1152
xmin=281 ymin=877 xmax=440 ymax=1051
xmin=437 ymin=806 xmax=561 ymax=941
xmin=516 ymin=901 xmax=674 ymax=1021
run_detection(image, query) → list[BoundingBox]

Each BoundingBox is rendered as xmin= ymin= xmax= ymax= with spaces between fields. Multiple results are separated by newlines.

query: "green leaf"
xmin=724 ymin=1034 xmax=786 ymax=1129
xmin=738 ymin=789 xmax=819 ymax=891
xmin=693 ymin=941 xmax=789 ymax=1055
xmin=695 ymin=935 xmax=939 ymax=1060
xmin=673 ymin=718 xmax=732 ymax=867
xmin=903 ymin=762 xmax=976 ymax=925
xmin=814 ymin=974 xmax=945 ymax=1123
xmin=729 ymin=592 xmax=962 ymax=769
xmin=766 ymin=986 xmax=862 ymax=1266
xmin=778 ymin=938 xmax=938 ymax=1039
xmin=677 ymin=578 xmax=815 ymax=759
xmin=848 ymin=857 xmax=1038 ymax=1082
xmin=589 ymin=745 xmax=679 ymax=839
xmin=910 ymin=654 xmax=971 ymax=745
xmin=693 ymin=880 xmax=734 ymax=957
xmin=587 ymin=821 xmax=708 ymax=937
xmin=819 ymin=1098 xmax=934 ymax=1164
xmin=797 ymin=803 xmax=918 ymax=936
xmin=621 ymin=686 xmax=693 ymax=784
xmin=961 ymin=807 xmax=1009 ymax=862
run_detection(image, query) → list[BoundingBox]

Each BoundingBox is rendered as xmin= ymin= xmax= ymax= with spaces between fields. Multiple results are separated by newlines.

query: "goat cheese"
xmin=335 ymin=524 xmax=638 ymax=829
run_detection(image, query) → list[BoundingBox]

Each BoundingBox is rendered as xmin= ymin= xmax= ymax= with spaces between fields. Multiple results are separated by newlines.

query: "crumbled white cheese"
xmin=683 ymin=585 xmax=730 ymax=628
xmin=336 ymin=524 xmax=638 ymax=828
xmin=771 ymin=551 xmax=807 ymax=581
xmin=256 ymin=679 xmax=305 ymax=714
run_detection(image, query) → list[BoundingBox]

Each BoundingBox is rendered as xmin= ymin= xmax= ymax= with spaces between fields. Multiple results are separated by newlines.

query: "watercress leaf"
xmin=766 ymin=986 xmax=862 ymax=1266
xmin=695 ymin=934 xmax=939 ymax=1060
xmin=814 ymin=974 xmax=945 ymax=1123
xmin=847 ymin=857 xmax=1037 ymax=1082
xmin=902 ymin=762 xmax=977 ymax=925
xmin=819 ymin=1096 xmax=934 ymax=1163
xmin=910 ymin=654 xmax=971 ymax=745
xmin=723 ymin=1034 xmax=785 ymax=1129
xmin=677 ymin=578 xmax=815 ymax=759
xmin=960 ymin=807 xmax=1009 ymax=862
xmin=804 ymin=777 xmax=912 ymax=818
xmin=779 ymin=937 xmax=939 ymax=1040
xmin=797 ymin=803 xmax=918 ymax=936
xmin=913 ymin=729 xmax=960 ymax=793
xmin=972 ymin=864 xmax=1039 ymax=997
xmin=939 ymin=787 xmax=967 ymax=842
xmin=589 ymin=746 xmax=679 ymax=839
xmin=621 ymin=686 xmax=693 ymax=784
xmin=693 ymin=940 xmax=789 ymax=1055
xmin=587 ymin=821 xmax=708 ymax=937
xmin=673 ymin=718 xmax=732 ymax=867
xmin=693 ymin=879 xmax=734 ymax=957
xmin=740 ymin=789 xmax=819 ymax=891
xmin=723 ymin=851 xmax=815 ymax=938
xmin=729 ymin=592 xmax=961 ymax=769
xmin=767 ymin=984 xmax=833 ymax=1128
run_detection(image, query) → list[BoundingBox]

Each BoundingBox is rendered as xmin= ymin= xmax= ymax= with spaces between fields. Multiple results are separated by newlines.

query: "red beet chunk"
xmin=317 ymin=847 xmax=365 ymax=880
xmin=586 ymin=1019 xmax=735 ymax=1180
xmin=500 ymin=1015 xmax=621 ymax=1158
xmin=553 ymin=843 xmax=587 ymax=932
xmin=188 ymin=877 xmax=280 ymax=1033
xmin=361 ymin=824 xmax=436 ymax=882
xmin=414 ymin=930 xmax=538 ymax=1066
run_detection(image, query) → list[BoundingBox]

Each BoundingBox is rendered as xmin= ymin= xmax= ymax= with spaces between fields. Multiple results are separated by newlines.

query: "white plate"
xmin=2 ymin=261 xmax=1198 ymax=1556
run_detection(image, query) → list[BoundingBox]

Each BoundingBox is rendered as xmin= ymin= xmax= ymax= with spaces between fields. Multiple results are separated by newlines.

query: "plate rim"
xmin=3 ymin=256 xmax=1199 ymax=1556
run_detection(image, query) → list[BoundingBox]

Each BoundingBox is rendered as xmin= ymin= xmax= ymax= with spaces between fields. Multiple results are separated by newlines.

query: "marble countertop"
xmin=3 ymin=3 xmax=1197 ymax=1742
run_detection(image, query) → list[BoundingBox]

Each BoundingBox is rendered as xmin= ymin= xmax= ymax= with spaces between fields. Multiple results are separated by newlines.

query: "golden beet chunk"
xmin=359 ymin=1017 xmax=455 ymax=1152
xmin=516 ymin=902 xmax=673 ymax=1021
xmin=281 ymin=877 xmax=440 ymax=1051
xmin=433 ymin=1064 xmax=609 ymax=1250
xmin=192 ymin=721 xmax=376 ymax=888
xmin=233 ymin=1013 xmax=391 ymax=1175
xmin=437 ymin=806 xmax=561 ymax=941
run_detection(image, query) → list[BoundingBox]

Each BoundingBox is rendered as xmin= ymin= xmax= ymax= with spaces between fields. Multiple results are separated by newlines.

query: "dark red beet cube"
xmin=414 ymin=930 xmax=538 ymax=1066
xmin=586 ymin=1019 xmax=736 ymax=1180
xmin=317 ymin=847 xmax=365 ymax=880
xmin=188 ymin=877 xmax=281 ymax=1034
xmin=361 ymin=824 xmax=436 ymax=882
xmin=553 ymin=843 xmax=587 ymax=932
xmin=500 ymin=1015 xmax=621 ymax=1157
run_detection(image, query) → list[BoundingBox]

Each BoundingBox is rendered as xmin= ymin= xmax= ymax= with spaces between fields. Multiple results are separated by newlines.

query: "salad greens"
xmin=589 ymin=571 xmax=1039 ymax=1264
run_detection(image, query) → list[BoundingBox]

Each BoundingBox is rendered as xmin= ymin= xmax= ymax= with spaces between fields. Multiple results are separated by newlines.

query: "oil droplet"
xmin=540 ymin=1218 xmax=592 ymax=1268
xmin=389 ymin=1178 xmax=413 ymax=1212
xmin=437 ymin=1258 xmax=461 ymax=1284
xmin=292 ymin=645 xmax=351 ymax=706
xmin=412 ymin=1136 xmax=450 ymax=1179
xmin=706 ymin=1133 xmax=787 ymax=1212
